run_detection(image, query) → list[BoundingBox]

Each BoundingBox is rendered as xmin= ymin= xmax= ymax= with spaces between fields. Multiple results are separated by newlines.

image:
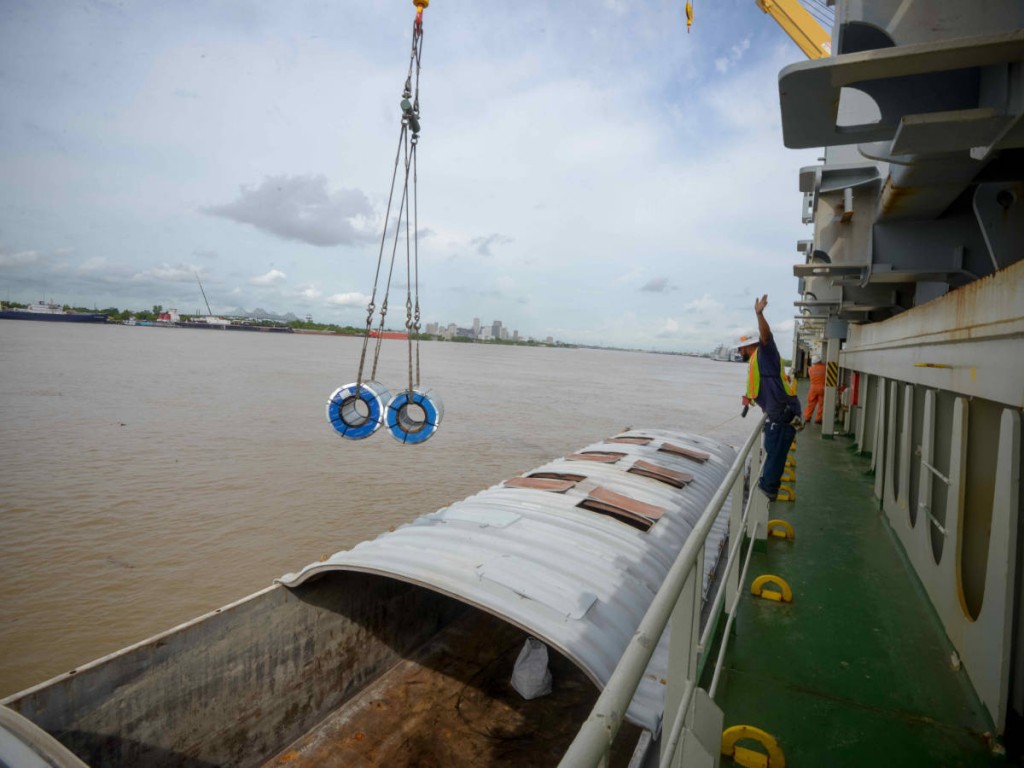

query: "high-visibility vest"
xmin=746 ymin=348 xmax=797 ymax=400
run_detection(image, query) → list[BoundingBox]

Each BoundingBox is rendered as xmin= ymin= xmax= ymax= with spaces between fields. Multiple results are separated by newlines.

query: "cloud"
xmin=641 ymin=276 xmax=675 ymax=293
xmin=295 ymin=284 xmax=321 ymax=300
xmin=714 ymin=37 xmax=751 ymax=74
xmin=133 ymin=263 xmax=202 ymax=283
xmin=326 ymin=291 xmax=371 ymax=307
xmin=471 ymin=233 xmax=514 ymax=257
xmin=204 ymin=174 xmax=376 ymax=247
xmin=250 ymin=268 xmax=287 ymax=286
xmin=0 ymin=249 xmax=46 ymax=269
xmin=682 ymin=293 xmax=724 ymax=314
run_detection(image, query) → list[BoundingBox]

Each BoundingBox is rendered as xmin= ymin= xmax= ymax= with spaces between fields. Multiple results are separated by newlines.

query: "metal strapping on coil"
xmin=326 ymin=381 xmax=391 ymax=440
xmin=385 ymin=388 xmax=443 ymax=444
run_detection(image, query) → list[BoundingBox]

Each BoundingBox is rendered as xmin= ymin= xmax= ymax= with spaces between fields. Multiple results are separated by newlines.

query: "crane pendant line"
xmin=330 ymin=0 xmax=441 ymax=445
xmin=356 ymin=10 xmax=424 ymax=396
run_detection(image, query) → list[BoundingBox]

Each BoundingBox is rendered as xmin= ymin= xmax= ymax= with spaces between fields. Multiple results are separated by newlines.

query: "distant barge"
xmin=0 ymin=301 xmax=108 ymax=324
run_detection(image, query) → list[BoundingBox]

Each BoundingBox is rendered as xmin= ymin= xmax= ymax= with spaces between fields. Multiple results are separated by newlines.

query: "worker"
xmin=805 ymin=354 xmax=826 ymax=424
xmin=738 ymin=295 xmax=803 ymax=502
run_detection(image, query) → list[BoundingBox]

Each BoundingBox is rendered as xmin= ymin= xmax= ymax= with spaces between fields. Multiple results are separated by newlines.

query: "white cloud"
xmin=0 ymin=249 xmax=45 ymax=269
xmin=326 ymin=292 xmax=371 ymax=308
xmin=714 ymin=37 xmax=751 ymax=73
xmin=641 ymin=277 xmax=675 ymax=293
xmin=471 ymin=233 xmax=514 ymax=257
xmin=250 ymin=269 xmax=287 ymax=286
xmin=77 ymin=257 xmax=110 ymax=274
xmin=204 ymin=175 xmax=377 ymax=248
xmin=682 ymin=293 xmax=724 ymax=314
xmin=133 ymin=263 xmax=201 ymax=283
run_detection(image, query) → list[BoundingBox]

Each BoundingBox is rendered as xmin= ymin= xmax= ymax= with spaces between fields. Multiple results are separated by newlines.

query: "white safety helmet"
xmin=735 ymin=331 xmax=759 ymax=349
xmin=811 ymin=355 xmax=822 ymax=364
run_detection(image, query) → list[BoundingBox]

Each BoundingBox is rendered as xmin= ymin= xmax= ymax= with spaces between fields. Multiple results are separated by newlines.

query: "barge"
xmin=1 ymin=430 xmax=736 ymax=767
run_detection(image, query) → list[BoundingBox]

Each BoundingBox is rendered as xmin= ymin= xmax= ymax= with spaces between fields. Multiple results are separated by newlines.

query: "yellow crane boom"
xmin=756 ymin=0 xmax=832 ymax=59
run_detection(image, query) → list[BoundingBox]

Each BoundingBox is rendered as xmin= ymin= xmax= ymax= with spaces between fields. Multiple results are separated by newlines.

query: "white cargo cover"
xmin=279 ymin=428 xmax=737 ymax=734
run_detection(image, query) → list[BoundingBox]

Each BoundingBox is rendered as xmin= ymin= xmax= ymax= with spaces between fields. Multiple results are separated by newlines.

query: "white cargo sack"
xmin=511 ymin=637 xmax=552 ymax=700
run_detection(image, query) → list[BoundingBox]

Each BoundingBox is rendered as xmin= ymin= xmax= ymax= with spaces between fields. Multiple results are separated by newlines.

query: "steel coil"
xmin=325 ymin=380 xmax=391 ymax=440
xmin=385 ymin=387 xmax=443 ymax=444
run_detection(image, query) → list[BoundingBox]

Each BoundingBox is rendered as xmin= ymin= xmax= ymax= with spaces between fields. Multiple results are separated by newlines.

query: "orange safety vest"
xmin=746 ymin=348 xmax=797 ymax=400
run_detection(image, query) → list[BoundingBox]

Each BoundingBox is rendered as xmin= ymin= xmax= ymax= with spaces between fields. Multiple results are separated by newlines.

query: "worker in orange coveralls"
xmin=804 ymin=355 xmax=826 ymax=424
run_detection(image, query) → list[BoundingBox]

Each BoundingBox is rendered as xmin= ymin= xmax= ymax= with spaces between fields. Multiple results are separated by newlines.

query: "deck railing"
xmin=559 ymin=416 xmax=768 ymax=768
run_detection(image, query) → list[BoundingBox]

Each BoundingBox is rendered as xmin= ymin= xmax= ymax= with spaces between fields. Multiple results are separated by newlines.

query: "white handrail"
xmin=661 ymin=519 xmax=761 ymax=768
xmin=558 ymin=416 xmax=765 ymax=767
xmin=697 ymin=486 xmax=757 ymax=653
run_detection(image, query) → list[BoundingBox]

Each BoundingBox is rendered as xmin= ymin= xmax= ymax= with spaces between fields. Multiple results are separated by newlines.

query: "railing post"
xmin=559 ymin=418 xmax=765 ymax=768
xmin=748 ymin=434 xmax=769 ymax=544
xmin=662 ymin=552 xmax=702 ymax=768
xmin=726 ymin=467 xmax=745 ymax=609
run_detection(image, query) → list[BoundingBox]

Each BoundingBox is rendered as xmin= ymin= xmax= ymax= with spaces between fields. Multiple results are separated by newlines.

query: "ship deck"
xmin=706 ymin=414 xmax=1007 ymax=766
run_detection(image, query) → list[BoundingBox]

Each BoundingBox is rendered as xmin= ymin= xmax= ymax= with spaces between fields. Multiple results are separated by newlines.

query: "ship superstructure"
xmin=785 ymin=0 xmax=1024 ymax=743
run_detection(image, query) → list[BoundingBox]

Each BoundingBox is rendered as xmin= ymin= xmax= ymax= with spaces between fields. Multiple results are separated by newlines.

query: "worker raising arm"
xmin=737 ymin=294 xmax=803 ymax=502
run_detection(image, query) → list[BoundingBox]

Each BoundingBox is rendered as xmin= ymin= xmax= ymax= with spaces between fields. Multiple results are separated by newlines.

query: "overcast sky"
xmin=0 ymin=0 xmax=825 ymax=352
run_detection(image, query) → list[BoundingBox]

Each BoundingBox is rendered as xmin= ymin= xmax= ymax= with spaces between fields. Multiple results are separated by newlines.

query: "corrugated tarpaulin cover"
xmin=279 ymin=428 xmax=736 ymax=734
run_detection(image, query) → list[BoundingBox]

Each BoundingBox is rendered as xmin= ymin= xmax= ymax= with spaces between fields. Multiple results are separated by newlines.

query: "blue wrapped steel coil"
xmin=325 ymin=380 xmax=391 ymax=440
xmin=385 ymin=388 xmax=443 ymax=444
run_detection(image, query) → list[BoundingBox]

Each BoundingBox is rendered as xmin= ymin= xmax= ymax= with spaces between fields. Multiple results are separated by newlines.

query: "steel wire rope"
xmin=356 ymin=13 xmax=424 ymax=393
xmin=356 ymin=126 xmax=406 ymax=393
xmin=412 ymin=30 xmax=424 ymax=390
xmin=369 ymin=130 xmax=414 ymax=381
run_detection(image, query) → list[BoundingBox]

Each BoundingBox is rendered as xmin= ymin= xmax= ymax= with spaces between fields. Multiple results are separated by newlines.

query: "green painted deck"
xmin=705 ymin=422 xmax=1007 ymax=767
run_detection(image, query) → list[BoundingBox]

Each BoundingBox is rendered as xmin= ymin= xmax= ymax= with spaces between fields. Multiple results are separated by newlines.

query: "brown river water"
xmin=0 ymin=321 xmax=749 ymax=696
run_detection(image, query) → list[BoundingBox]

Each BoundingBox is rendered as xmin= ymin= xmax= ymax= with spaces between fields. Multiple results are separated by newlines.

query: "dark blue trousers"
xmin=760 ymin=420 xmax=796 ymax=497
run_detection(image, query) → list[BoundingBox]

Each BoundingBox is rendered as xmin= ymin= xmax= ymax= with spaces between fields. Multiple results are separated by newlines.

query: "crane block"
xmin=721 ymin=724 xmax=787 ymax=768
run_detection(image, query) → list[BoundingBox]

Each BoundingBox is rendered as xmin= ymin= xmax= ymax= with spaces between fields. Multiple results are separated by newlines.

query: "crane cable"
xmin=356 ymin=2 xmax=426 ymax=397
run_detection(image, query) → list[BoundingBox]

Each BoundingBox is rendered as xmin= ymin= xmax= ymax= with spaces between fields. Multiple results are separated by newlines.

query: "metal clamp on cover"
xmin=326 ymin=380 xmax=391 ymax=440
xmin=386 ymin=387 xmax=443 ymax=444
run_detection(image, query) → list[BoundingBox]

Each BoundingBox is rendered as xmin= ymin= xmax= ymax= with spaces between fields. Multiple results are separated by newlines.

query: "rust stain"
xmin=879 ymin=176 xmax=919 ymax=217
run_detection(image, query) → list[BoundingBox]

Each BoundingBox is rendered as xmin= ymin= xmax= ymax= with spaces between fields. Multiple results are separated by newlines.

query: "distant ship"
xmin=709 ymin=344 xmax=743 ymax=362
xmin=369 ymin=329 xmax=409 ymax=340
xmin=0 ymin=300 xmax=109 ymax=324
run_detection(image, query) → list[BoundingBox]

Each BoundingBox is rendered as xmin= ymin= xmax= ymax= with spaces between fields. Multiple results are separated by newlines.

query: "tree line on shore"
xmin=3 ymin=300 xmax=562 ymax=345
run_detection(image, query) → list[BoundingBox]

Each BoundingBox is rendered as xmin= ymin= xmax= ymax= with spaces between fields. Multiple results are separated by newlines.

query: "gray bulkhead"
xmin=786 ymin=0 xmax=1024 ymax=737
